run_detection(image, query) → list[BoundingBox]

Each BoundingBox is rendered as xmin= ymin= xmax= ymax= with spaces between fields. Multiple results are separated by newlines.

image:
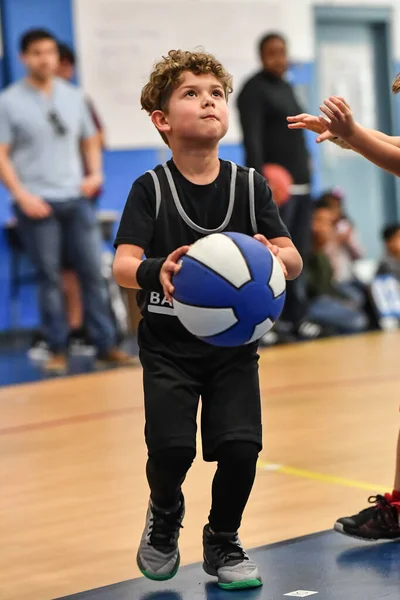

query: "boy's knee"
xmin=215 ymin=441 xmax=260 ymax=467
xmin=149 ymin=446 xmax=196 ymax=475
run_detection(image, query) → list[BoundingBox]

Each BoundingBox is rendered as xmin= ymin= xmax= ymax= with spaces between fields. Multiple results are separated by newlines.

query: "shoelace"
xmin=149 ymin=509 xmax=183 ymax=551
xmin=365 ymin=495 xmax=399 ymax=526
xmin=212 ymin=536 xmax=248 ymax=565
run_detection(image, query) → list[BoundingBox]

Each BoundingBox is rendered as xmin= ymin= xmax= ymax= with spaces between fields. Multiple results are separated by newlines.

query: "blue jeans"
xmin=15 ymin=198 xmax=116 ymax=352
xmin=308 ymin=295 xmax=368 ymax=334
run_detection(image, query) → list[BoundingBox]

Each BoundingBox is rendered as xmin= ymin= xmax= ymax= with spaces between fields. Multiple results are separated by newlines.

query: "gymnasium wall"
xmin=0 ymin=0 xmax=399 ymax=331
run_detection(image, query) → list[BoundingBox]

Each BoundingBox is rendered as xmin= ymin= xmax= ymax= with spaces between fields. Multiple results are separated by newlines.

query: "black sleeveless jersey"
xmin=114 ymin=159 xmax=290 ymax=349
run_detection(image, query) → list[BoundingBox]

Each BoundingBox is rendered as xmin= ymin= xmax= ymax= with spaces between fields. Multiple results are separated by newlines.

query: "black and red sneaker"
xmin=334 ymin=494 xmax=400 ymax=541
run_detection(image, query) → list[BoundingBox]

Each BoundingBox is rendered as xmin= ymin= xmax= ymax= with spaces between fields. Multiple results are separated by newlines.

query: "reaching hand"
xmin=287 ymin=112 xmax=335 ymax=144
xmin=287 ymin=97 xmax=354 ymax=143
xmin=318 ymin=96 xmax=356 ymax=141
xmin=287 ymin=112 xmax=327 ymax=135
xmin=160 ymin=245 xmax=190 ymax=302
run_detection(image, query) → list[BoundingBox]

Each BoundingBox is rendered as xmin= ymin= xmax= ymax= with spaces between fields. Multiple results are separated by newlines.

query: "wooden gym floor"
xmin=1 ymin=331 xmax=399 ymax=599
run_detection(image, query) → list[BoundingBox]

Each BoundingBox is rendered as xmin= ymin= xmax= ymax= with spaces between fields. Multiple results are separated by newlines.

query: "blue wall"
xmin=0 ymin=0 xmax=315 ymax=331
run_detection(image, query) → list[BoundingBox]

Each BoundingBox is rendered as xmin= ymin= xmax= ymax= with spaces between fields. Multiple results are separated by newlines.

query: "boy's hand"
xmin=160 ymin=245 xmax=190 ymax=302
xmin=254 ymin=234 xmax=288 ymax=278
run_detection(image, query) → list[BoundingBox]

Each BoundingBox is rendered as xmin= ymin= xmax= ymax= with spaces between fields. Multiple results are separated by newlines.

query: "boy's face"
xmin=312 ymin=208 xmax=335 ymax=245
xmin=154 ymin=71 xmax=229 ymax=146
xmin=387 ymin=230 xmax=400 ymax=258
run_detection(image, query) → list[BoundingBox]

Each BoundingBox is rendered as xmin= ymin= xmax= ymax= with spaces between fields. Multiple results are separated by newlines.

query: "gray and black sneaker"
xmin=202 ymin=524 xmax=262 ymax=590
xmin=137 ymin=495 xmax=184 ymax=581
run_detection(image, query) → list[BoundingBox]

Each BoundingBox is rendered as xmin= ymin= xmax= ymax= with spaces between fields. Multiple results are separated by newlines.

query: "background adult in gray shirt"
xmin=0 ymin=28 xmax=135 ymax=371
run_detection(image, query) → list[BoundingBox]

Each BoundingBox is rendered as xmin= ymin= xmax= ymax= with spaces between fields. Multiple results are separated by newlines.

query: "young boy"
xmin=113 ymin=50 xmax=302 ymax=588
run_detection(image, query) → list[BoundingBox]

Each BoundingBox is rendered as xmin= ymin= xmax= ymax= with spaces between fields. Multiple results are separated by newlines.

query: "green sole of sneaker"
xmin=218 ymin=579 xmax=263 ymax=590
xmin=138 ymin=558 xmax=180 ymax=582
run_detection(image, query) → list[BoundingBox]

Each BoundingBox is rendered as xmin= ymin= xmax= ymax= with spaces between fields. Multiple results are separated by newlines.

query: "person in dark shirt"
xmin=113 ymin=49 xmax=302 ymax=589
xmin=237 ymin=32 xmax=317 ymax=340
xmin=237 ymin=33 xmax=309 ymax=185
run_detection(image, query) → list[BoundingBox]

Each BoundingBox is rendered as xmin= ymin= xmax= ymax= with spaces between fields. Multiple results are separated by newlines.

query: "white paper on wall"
xmin=73 ymin=0 xmax=309 ymax=149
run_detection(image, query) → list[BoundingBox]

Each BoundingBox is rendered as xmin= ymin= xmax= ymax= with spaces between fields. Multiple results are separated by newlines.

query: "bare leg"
xmin=62 ymin=270 xmax=83 ymax=331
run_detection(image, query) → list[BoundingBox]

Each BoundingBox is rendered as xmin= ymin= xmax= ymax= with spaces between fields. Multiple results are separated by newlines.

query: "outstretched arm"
xmin=319 ymin=96 xmax=400 ymax=177
xmin=287 ymin=100 xmax=400 ymax=150
xmin=362 ymin=129 xmax=400 ymax=148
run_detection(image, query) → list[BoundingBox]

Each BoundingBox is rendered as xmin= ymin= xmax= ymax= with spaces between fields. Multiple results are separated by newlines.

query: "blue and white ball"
xmin=172 ymin=232 xmax=286 ymax=346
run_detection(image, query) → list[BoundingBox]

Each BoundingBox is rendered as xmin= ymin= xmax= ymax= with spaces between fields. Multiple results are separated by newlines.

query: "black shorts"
xmin=139 ymin=336 xmax=262 ymax=462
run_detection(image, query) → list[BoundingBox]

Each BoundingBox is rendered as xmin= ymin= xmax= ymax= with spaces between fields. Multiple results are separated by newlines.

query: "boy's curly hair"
xmin=141 ymin=49 xmax=233 ymax=144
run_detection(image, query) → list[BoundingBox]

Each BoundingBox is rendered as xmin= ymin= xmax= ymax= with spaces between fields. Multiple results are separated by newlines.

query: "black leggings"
xmin=146 ymin=441 xmax=259 ymax=532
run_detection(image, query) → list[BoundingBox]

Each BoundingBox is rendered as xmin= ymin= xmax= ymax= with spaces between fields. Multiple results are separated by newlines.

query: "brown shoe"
xmin=43 ymin=353 xmax=67 ymax=373
xmin=97 ymin=347 xmax=140 ymax=367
